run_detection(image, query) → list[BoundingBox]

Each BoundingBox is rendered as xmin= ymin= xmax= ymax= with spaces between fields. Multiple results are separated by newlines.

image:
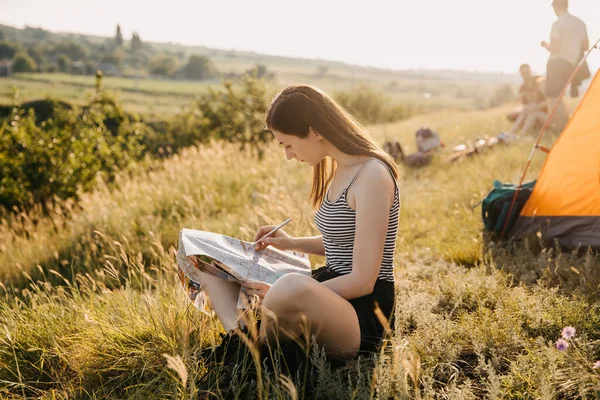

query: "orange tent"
xmin=511 ymin=70 xmax=600 ymax=248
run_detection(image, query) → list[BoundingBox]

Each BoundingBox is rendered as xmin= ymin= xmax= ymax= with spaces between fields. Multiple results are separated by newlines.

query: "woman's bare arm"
xmin=291 ymin=235 xmax=325 ymax=256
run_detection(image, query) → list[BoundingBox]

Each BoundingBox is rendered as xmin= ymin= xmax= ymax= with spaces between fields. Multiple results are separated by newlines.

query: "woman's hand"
xmin=240 ymin=281 xmax=271 ymax=305
xmin=253 ymin=225 xmax=295 ymax=251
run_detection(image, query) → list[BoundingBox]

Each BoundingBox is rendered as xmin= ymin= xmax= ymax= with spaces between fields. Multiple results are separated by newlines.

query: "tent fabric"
xmin=511 ymin=69 xmax=600 ymax=248
xmin=513 ymin=216 xmax=600 ymax=248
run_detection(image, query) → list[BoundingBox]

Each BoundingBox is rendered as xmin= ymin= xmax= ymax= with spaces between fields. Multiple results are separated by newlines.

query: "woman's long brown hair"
xmin=266 ymin=85 xmax=399 ymax=208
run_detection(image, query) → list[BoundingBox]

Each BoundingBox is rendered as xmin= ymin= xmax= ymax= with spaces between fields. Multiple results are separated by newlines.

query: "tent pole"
xmin=500 ymin=37 xmax=600 ymax=239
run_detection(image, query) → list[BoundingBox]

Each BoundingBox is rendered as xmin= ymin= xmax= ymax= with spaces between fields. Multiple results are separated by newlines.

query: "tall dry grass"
xmin=1 ymin=104 xmax=599 ymax=398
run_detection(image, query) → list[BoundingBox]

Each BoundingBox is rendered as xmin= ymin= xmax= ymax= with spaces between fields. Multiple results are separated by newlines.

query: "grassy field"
xmin=0 ymin=74 xmax=210 ymax=117
xmin=10 ymin=73 xmax=214 ymax=96
xmin=0 ymin=66 xmax=511 ymax=119
xmin=1 ymin=92 xmax=599 ymax=399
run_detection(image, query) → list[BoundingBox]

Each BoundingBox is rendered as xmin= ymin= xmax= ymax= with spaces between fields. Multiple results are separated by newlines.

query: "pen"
xmin=252 ymin=218 xmax=292 ymax=246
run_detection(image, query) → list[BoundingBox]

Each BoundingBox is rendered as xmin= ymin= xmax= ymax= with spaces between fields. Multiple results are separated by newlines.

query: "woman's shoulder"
xmin=347 ymin=159 xmax=397 ymax=209
xmin=354 ymin=159 xmax=397 ymax=192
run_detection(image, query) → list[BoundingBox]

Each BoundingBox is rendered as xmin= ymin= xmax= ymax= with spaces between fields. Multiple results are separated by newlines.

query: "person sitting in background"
xmin=508 ymin=64 xmax=548 ymax=135
xmin=507 ymin=64 xmax=543 ymax=121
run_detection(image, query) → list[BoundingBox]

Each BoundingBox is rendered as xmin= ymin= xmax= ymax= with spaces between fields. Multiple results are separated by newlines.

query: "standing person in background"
xmin=541 ymin=0 xmax=589 ymax=132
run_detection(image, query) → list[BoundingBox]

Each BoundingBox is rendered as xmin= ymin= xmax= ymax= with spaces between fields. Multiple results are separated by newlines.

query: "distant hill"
xmin=1 ymin=23 xmax=536 ymax=118
xmin=0 ymin=23 xmax=520 ymax=85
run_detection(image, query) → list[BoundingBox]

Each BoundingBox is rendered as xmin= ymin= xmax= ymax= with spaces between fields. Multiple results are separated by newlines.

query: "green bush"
xmin=0 ymin=77 xmax=274 ymax=211
xmin=11 ymin=52 xmax=37 ymax=73
xmin=167 ymin=74 xmax=272 ymax=157
xmin=183 ymin=54 xmax=218 ymax=80
xmin=0 ymin=94 xmax=145 ymax=210
xmin=334 ymin=85 xmax=423 ymax=124
xmin=148 ymin=53 xmax=178 ymax=77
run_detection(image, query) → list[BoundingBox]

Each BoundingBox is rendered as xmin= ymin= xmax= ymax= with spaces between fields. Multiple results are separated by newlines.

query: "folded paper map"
xmin=177 ymin=228 xmax=311 ymax=313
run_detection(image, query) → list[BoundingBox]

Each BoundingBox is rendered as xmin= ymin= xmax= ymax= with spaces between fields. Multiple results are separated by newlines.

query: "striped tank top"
xmin=314 ymin=159 xmax=400 ymax=282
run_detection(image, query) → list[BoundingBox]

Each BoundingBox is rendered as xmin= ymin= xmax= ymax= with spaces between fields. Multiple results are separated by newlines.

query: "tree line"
xmin=0 ymin=24 xmax=226 ymax=80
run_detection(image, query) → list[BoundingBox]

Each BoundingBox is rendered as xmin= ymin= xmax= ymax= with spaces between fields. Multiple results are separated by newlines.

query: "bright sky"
xmin=2 ymin=0 xmax=599 ymax=75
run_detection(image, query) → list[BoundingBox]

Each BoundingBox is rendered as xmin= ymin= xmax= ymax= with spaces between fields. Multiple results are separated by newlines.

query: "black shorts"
xmin=546 ymin=58 xmax=575 ymax=97
xmin=311 ymin=266 xmax=395 ymax=355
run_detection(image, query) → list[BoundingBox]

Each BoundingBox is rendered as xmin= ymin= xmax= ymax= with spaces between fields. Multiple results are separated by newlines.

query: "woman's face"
xmin=271 ymin=129 xmax=325 ymax=166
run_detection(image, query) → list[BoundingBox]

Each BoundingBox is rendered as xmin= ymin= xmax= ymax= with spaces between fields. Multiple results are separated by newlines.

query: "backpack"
xmin=415 ymin=127 xmax=442 ymax=153
xmin=481 ymin=180 xmax=536 ymax=237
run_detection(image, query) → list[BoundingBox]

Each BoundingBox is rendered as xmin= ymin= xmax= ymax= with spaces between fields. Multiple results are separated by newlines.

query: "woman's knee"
xmin=263 ymin=273 xmax=315 ymax=312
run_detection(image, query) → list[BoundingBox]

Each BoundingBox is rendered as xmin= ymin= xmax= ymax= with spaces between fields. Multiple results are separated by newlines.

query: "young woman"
xmin=201 ymin=85 xmax=399 ymax=368
xmin=237 ymin=84 xmax=400 ymax=361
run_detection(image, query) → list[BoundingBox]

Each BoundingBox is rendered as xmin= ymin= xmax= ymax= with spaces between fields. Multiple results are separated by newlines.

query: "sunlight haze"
xmin=2 ymin=0 xmax=599 ymax=75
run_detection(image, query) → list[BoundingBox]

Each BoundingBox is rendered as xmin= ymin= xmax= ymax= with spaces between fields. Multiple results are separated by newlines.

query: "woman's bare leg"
xmin=198 ymin=271 xmax=241 ymax=332
xmin=259 ymin=273 xmax=361 ymax=359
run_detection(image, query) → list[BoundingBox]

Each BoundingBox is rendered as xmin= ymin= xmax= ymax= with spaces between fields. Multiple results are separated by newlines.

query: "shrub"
xmin=12 ymin=52 xmax=37 ymax=73
xmin=183 ymin=55 xmax=218 ymax=80
xmin=0 ymin=94 xmax=145 ymax=210
xmin=148 ymin=53 xmax=178 ymax=77
xmin=334 ymin=85 xmax=423 ymax=124
xmin=167 ymin=74 xmax=272 ymax=157
xmin=0 ymin=76 xmax=276 ymax=211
